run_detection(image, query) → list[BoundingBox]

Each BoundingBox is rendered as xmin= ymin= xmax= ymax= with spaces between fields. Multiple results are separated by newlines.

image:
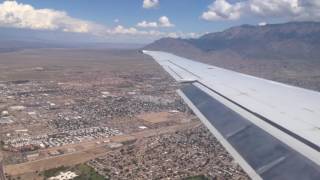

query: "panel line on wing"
xmin=256 ymin=156 xmax=287 ymax=174
xmin=167 ymin=60 xmax=201 ymax=79
xmin=165 ymin=66 xmax=183 ymax=80
xmin=226 ymin=125 xmax=252 ymax=139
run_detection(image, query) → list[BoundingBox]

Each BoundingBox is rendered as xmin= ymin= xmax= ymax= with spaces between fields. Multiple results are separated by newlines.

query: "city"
xmin=1 ymin=0 xmax=320 ymax=179
xmin=0 ymin=49 xmax=249 ymax=179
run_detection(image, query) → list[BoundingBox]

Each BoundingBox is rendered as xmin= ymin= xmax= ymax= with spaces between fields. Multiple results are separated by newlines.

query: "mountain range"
xmin=145 ymin=21 xmax=320 ymax=61
xmin=145 ymin=21 xmax=320 ymax=91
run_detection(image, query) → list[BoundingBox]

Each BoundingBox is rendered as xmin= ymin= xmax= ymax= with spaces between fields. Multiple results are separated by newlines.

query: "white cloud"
xmin=143 ymin=0 xmax=159 ymax=9
xmin=184 ymin=32 xmax=201 ymax=39
xmin=249 ymin=0 xmax=300 ymax=17
xmin=136 ymin=16 xmax=174 ymax=28
xmin=106 ymin=25 xmax=199 ymax=39
xmin=202 ymin=0 xmax=244 ymax=21
xmin=166 ymin=32 xmax=204 ymax=39
xmin=0 ymin=1 xmax=195 ymax=43
xmin=114 ymin=19 xmax=119 ymax=23
xmin=112 ymin=25 xmax=139 ymax=35
xmin=137 ymin=21 xmax=158 ymax=28
xmin=202 ymin=0 xmax=320 ymax=21
xmin=0 ymin=1 xmax=100 ymax=33
xmin=167 ymin=32 xmax=179 ymax=38
xmin=158 ymin=16 xmax=174 ymax=27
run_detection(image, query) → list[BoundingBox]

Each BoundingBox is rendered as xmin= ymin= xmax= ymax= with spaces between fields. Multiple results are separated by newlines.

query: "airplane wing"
xmin=143 ymin=50 xmax=320 ymax=180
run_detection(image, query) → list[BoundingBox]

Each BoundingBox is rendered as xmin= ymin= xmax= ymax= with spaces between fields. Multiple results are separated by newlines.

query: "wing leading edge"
xmin=143 ymin=50 xmax=320 ymax=180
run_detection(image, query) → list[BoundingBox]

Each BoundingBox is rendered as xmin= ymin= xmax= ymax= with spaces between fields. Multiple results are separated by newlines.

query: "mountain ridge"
xmin=145 ymin=21 xmax=320 ymax=61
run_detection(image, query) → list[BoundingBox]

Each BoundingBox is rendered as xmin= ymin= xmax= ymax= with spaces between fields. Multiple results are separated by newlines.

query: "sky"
xmin=0 ymin=0 xmax=319 ymax=43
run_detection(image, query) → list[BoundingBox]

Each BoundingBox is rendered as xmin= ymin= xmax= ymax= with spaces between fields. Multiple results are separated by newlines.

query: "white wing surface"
xmin=143 ymin=50 xmax=320 ymax=180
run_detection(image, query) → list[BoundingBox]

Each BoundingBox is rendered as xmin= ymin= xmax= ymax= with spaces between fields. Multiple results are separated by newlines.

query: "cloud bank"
xmin=202 ymin=0 xmax=320 ymax=21
xmin=0 ymin=1 xmax=196 ymax=42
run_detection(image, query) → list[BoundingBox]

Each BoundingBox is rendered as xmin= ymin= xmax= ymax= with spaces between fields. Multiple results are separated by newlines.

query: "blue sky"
xmin=13 ymin=0 xmax=222 ymax=32
xmin=0 ymin=0 xmax=319 ymax=43
xmin=14 ymin=0 xmax=277 ymax=32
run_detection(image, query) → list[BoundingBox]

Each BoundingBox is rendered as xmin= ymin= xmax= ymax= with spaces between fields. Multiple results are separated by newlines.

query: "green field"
xmin=42 ymin=164 xmax=106 ymax=180
xmin=42 ymin=166 xmax=69 ymax=178
xmin=74 ymin=164 xmax=106 ymax=180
